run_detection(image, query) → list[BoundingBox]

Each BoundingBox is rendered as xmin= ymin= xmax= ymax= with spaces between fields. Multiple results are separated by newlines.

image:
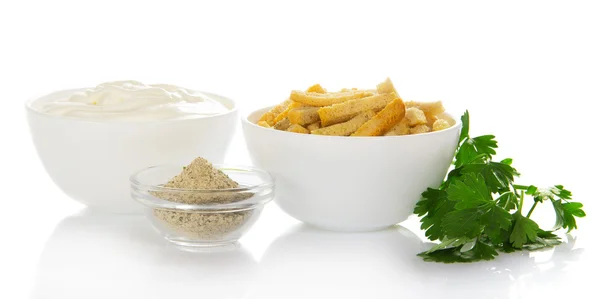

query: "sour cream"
xmin=37 ymin=81 xmax=230 ymax=121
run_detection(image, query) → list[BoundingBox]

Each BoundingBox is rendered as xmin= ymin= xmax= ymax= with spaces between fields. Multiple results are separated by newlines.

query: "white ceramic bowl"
xmin=242 ymin=107 xmax=461 ymax=232
xmin=26 ymin=88 xmax=238 ymax=213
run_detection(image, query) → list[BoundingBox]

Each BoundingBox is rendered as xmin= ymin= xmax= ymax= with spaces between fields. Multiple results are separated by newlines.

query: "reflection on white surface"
xmin=249 ymin=224 xmax=427 ymax=298
xmin=249 ymin=224 xmax=586 ymax=299
xmin=31 ymin=210 xmax=257 ymax=299
xmin=29 ymin=212 xmax=590 ymax=299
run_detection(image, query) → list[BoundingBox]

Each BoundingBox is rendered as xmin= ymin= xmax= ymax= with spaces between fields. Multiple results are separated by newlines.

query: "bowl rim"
xmin=25 ymin=87 xmax=238 ymax=125
xmin=242 ymin=105 xmax=462 ymax=139
xmin=130 ymin=164 xmax=275 ymax=211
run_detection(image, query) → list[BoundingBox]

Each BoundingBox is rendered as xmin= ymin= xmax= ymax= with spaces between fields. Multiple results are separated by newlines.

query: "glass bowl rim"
xmin=130 ymin=164 xmax=275 ymax=211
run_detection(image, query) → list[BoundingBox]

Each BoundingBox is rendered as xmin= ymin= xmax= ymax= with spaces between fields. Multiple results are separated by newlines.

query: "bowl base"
xmin=166 ymin=237 xmax=239 ymax=249
xmin=307 ymin=223 xmax=395 ymax=233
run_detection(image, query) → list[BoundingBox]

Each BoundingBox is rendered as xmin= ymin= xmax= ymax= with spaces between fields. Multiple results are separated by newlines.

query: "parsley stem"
xmin=502 ymin=196 xmax=511 ymax=210
xmin=513 ymin=184 xmax=529 ymax=190
xmin=518 ymin=190 xmax=525 ymax=214
xmin=526 ymin=201 xmax=538 ymax=218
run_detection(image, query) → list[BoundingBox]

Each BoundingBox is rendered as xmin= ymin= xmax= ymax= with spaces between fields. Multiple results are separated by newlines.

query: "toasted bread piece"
xmin=287 ymin=124 xmax=310 ymax=134
xmin=312 ymin=110 xmax=376 ymax=136
xmin=425 ymin=112 xmax=438 ymax=127
xmin=259 ymin=113 xmax=275 ymax=125
xmin=274 ymin=83 xmax=326 ymax=123
xmin=273 ymin=118 xmax=291 ymax=130
xmin=307 ymin=121 xmax=321 ymax=131
xmin=405 ymin=101 xmax=445 ymax=116
xmin=432 ymin=119 xmax=451 ymax=131
xmin=273 ymin=101 xmax=305 ymax=124
xmin=306 ymin=84 xmax=326 ymax=93
xmin=376 ymin=77 xmax=398 ymax=95
xmin=259 ymin=99 xmax=292 ymax=125
xmin=405 ymin=107 xmax=427 ymax=126
xmin=290 ymin=90 xmax=374 ymax=107
xmin=288 ymin=107 xmax=320 ymax=126
xmin=318 ymin=93 xmax=399 ymax=126
xmin=257 ymin=120 xmax=271 ymax=128
xmin=410 ymin=124 xmax=431 ymax=135
xmin=384 ymin=118 xmax=410 ymax=136
xmin=352 ymin=99 xmax=406 ymax=136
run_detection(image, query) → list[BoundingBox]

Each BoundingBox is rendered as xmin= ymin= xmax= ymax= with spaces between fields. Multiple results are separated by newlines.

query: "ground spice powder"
xmin=152 ymin=157 xmax=253 ymax=241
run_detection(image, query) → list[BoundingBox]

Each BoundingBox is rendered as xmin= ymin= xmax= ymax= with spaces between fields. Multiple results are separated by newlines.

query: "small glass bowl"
xmin=130 ymin=165 xmax=275 ymax=247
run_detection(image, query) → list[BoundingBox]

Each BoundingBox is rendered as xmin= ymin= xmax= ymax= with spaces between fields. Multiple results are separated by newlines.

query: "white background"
xmin=1 ymin=0 xmax=599 ymax=298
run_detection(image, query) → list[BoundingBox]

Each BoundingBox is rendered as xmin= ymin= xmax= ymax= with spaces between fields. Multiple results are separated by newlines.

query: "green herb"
xmin=413 ymin=111 xmax=585 ymax=263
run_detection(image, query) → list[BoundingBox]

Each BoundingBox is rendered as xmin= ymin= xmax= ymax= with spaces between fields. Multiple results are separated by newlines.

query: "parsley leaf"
xmin=441 ymin=208 xmax=484 ymax=239
xmin=455 ymin=135 xmax=498 ymax=167
xmin=422 ymin=237 xmax=472 ymax=254
xmin=552 ymin=185 xmax=573 ymax=200
xmin=447 ymin=173 xmax=493 ymax=209
xmin=541 ymin=185 xmax=584 ymax=232
xmin=481 ymin=205 xmax=512 ymax=244
xmin=418 ymin=247 xmax=466 ymax=263
xmin=471 ymin=135 xmax=498 ymax=157
xmin=455 ymin=141 xmax=480 ymax=167
xmin=414 ymin=188 xmax=445 ymax=216
xmin=467 ymin=240 xmax=499 ymax=261
xmin=522 ymin=230 xmax=562 ymax=251
xmin=564 ymin=202 xmax=586 ymax=217
xmin=459 ymin=162 xmax=519 ymax=193
xmin=509 ymin=213 xmax=539 ymax=248
xmin=530 ymin=185 xmax=573 ymax=203
xmin=454 ymin=111 xmax=499 ymax=167
xmin=562 ymin=202 xmax=586 ymax=232
xmin=414 ymin=188 xmax=455 ymax=241
xmin=552 ymin=199 xmax=566 ymax=229
xmin=419 ymin=240 xmax=498 ymax=263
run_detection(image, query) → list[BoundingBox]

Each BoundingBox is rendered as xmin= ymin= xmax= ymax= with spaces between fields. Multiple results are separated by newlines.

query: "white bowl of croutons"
xmin=242 ymin=79 xmax=461 ymax=232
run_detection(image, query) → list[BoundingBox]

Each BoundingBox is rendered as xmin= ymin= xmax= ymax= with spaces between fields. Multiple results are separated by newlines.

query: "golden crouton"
xmin=384 ymin=118 xmax=410 ymax=136
xmin=273 ymin=101 xmax=305 ymax=124
xmin=307 ymin=121 xmax=321 ymax=131
xmin=306 ymin=84 xmax=326 ymax=94
xmin=312 ymin=110 xmax=376 ymax=136
xmin=318 ymin=93 xmax=399 ymax=126
xmin=352 ymin=99 xmax=406 ymax=136
xmin=405 ymin=107 xmax=427 ymax=126
xmin=425 ymin=113 xmax=438 ymax=127
xmin=376 ymin=77 xmax=398 ymax=95
xmin=290 ymin=90 xmax=374 ymax=107
xmin=433 ymin=119 xmax=451 ymax=131
xmin=274 ymin=118 xmax=291 ymax=130
xmin=257 ymin=120 xmax=271 ymax=128
xmin=287 ymin=124 xmax=310 ymax=134
xmin=259 ymin=113 xmax=275 ymax=125
xmin=288 ymin=107 xmax=320 ymax=126
xmin=410 ymin=124 xmax=431 ymax=135
xmin=405 ymin=101 xmax=445 ymax=116
xmin=274 ymin=83 xmax=324 ymax=123
xmin=259 ymin=99 xmax=292 ymax=125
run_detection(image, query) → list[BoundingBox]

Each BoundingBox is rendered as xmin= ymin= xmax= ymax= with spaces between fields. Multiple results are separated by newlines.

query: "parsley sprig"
xmin=414 ymin=111 xmax=585 ymax=263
